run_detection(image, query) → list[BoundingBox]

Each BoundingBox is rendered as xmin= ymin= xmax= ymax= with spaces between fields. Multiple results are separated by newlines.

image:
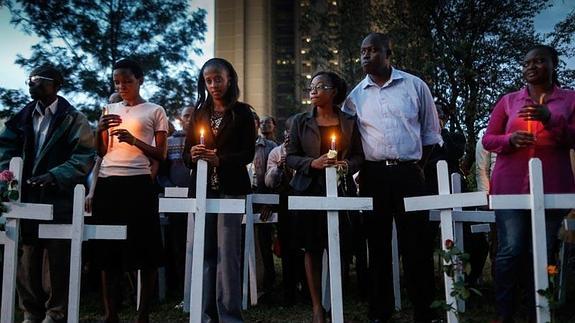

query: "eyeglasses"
xmin=26 ymin=75 xmax=54 ymax=86
xmin=303 ymin=85 xmax=335 ymax=92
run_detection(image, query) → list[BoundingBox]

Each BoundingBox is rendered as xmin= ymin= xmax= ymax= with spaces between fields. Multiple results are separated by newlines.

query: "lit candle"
xmin=330 ymin=134 xmax=336 ymax=151
xmin=103 ymin=106 xmax=113 ymax=148
xmin=200 ymin=128 xmax=205 ymax=145
xmin=528 ymin=93 xmax=546 ymax=134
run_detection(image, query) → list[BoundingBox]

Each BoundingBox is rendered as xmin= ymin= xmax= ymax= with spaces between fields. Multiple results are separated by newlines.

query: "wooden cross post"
xmin=159 ymin=160 xmax=245 ymax=322
xmin=404 ymin=161 xmax=488 ymax=323
xmin=242 ymin=193 xmax=279 ymax=309
xmin=37 ymin=184 xmax=127 ymax=323
xmin=0 ymin=157 xmax=53 ymax=323
xmin=289 ymin=166 xmax=372 ymax=323
xmin=489 ymin=158 xmax=575 ymax=323
xmin=428 ymin=172 xmax=495 ymax=313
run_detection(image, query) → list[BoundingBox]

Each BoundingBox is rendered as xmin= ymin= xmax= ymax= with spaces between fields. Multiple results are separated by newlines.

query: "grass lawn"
xmin=66 ymin=257 xmax=575 ymax=322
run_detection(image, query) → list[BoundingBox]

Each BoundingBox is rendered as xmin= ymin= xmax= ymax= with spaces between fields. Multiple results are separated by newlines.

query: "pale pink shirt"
xmin=482 ymin=86 xmax=575 ymax=194
xmin=100 ymin=102 xmax=169 ymax=177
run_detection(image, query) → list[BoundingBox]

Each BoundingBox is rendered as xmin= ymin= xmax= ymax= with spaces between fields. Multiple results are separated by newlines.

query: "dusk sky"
xmin=0 ymin=0 xmax=573 ymax=93
xmin=0 ymin=0 xmax=215 ymax=91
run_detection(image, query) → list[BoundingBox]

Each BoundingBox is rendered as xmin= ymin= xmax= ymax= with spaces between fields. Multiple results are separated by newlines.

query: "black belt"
xmin=366 ymin=159 xmax=418 ymax=167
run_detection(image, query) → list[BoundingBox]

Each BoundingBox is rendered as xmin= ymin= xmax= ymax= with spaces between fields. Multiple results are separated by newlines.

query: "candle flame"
xmin=330 ymin=134 xmax=336 ymax=151
xmin=199 ymin=128 xmax=205 ymax=145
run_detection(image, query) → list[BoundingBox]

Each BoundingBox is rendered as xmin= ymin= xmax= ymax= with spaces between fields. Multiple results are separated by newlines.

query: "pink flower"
xmin=0 ymin=170 xmax=14 ymax=182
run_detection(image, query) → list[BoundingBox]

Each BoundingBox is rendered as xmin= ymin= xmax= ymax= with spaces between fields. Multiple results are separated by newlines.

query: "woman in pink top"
xmin=483 ymin=45 xmax=575 ymax=322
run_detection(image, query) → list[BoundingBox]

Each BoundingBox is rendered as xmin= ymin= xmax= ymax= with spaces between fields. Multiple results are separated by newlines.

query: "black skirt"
xmin=89 ymin=175 xmax=164 ymax=271
xmin=293 ymin=184 xmax=352 ymax=254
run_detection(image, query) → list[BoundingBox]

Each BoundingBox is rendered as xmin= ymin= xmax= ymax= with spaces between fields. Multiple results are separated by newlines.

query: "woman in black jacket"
xmin=184 ymin=58 xmax=255 ymax=323
xmin=286 ymin=71 xmax=364 ymax=323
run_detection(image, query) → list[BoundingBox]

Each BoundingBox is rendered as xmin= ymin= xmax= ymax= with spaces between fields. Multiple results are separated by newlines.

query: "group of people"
xmin=0 ymin=31 xmax=574 ymax=323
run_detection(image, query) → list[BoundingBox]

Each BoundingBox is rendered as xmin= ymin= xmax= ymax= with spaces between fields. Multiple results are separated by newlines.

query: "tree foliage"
xmin=549 ymin=7 xmax=575 ymax=88
xmin=301 ymin=0 xmax=573 ymax=172
xmin=2 ymin=0 xmax=207 ymax=120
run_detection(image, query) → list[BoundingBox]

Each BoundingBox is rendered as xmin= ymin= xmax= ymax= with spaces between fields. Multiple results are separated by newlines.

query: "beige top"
xmin=99 ymin=101 xmax=168 ymax=177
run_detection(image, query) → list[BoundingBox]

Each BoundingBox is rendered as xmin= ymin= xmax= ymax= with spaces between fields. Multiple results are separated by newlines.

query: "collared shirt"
xmin=483 ymin=86 xmax=575 ymax=194
xmin=32 ymin=98 xmax=59 ymax=159
xmin=265 ymin=143 xmax=292 ymax=190
xmin=343 ymin=68 xmax=442 ymax=161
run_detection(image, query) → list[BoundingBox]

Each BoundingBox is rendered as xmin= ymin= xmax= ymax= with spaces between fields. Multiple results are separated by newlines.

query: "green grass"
xmin=8 ymin=257 xmax=575 ymax=322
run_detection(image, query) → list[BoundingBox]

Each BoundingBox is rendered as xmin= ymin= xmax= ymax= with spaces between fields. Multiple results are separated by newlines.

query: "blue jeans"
xmin=494 ymin=209 xmax=565 ymax=319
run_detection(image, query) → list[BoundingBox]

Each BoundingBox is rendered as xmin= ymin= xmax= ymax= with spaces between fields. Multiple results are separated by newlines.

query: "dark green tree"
xmin=0 ymin=88 xmax=29 ymax=119
xmin=2 ymin=0 xmax=207 ymax=120
xmin=428 ymin=0 xmax=550 ymax=171
xmin=301 ymin=0 xmax=573 ymax=175
xmin=336 ymin=0 xmax=372 ymax=87
xmin=550 ymin=8 xmax=575 ymax=88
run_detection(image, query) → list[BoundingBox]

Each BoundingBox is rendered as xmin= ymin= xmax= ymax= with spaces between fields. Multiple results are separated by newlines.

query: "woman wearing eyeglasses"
xmin=286 ymin=71 xmax=364 ymax=323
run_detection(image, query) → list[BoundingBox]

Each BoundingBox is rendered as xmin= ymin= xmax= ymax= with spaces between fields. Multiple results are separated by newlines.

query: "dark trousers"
xmin=277 ymin=193 xmax=306 ymax=303
xmin=360 ymin=161 xmax=436 ymax=322
xmin=202 ymin=194 xmax=244 ymax=323
xmin=166 ymin=213 xmax=188 ymax=297
xmin=17 ymin=239 xmax=71 ymax=321
xmin=255 ymin=224 xmax=276 ymax=293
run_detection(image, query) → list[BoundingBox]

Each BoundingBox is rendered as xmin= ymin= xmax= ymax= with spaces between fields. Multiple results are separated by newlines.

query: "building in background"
xmin=214 ymin=0 xmax=349 ymax=127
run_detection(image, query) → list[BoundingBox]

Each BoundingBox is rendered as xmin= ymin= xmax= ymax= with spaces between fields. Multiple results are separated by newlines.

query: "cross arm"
xmin=429 ymin=210 xmax=495 ymax=223
xmin=159 ymin=198 xmax=246 ymax=214
xmin=490 ymin=194 xmax=575 ymax=210
xmin=288 ymin=196 xmax=372 ymax=211
xmin=3 ymin=203 xmax=53 ymax=220
xmin=404 ymin=191 xmax=487 ymax=212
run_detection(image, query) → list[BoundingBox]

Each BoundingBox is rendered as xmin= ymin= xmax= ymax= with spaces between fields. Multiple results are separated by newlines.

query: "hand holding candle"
xmin=98 ymin=107 xmax=121 ymax=149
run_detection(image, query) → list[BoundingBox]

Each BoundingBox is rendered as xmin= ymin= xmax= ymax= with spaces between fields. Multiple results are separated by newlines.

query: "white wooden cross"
xmin=289 ymin=166 xmax=372 ymax=323
xmin=159 ymin=159 xmax=245 ymax=323
xmin=427 ymin=172 xmax=495 ymax=313
xmin=404 ymin=160 xmax=488 ymax=323
xmin=37 ymin=184 xmax=127 ymax=323
xmin=489 ymin=158 xmax=575 ymax=323
xmin=241 ymin=193 xmax=279 ymax=309
xmin=0 ymin=157 xmax=53 ymax=323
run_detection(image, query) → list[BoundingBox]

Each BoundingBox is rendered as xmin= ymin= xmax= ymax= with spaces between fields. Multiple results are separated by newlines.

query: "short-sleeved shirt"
xmin=100 ymin=101 xmax=169 ymax=177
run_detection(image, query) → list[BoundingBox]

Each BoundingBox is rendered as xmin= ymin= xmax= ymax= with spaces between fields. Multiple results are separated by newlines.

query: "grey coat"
xmin=286 ymin=107 xmax=364 ymax=193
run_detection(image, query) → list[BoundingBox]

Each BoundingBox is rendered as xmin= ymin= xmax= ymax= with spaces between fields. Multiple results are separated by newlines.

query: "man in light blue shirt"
xmin=343 ymin=32 xmax=441 ymax=323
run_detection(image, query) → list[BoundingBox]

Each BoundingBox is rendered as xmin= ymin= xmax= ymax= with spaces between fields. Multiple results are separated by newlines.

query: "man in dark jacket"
xmin=0 ymin=66 xmax=94 ymax=323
